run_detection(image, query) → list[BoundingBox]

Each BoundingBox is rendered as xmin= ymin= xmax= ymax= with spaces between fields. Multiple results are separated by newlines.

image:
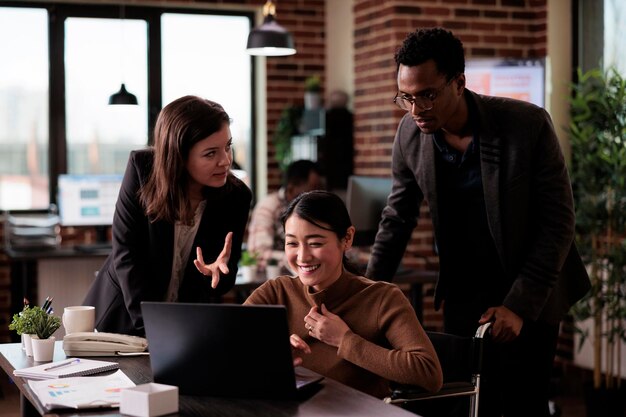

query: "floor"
xmin=0 ymin=373 xmax=588 ymax=417
xmin=0 ymin=376 xmax=20 ymax=417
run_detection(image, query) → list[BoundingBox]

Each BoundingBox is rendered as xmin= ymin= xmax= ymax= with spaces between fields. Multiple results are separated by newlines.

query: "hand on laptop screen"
xmin=289 ymin=334 xmax=311 ymax=366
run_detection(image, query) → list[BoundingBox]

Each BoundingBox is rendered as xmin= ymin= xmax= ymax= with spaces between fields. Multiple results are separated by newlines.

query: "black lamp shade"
xmin=109 ymin=83 xmax=138 ymax=105
xmin=246 ymin=15 xmax=296 ymax=56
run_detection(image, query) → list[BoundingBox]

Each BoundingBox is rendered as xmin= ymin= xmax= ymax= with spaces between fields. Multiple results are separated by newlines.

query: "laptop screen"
xmin=141 ymin=302 xmax=321 ymax=398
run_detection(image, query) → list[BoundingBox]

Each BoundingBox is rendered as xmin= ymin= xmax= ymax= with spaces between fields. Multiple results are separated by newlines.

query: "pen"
xmin=42 ymin=297 xmax=54 ymax=312
xmin=44 ymin=358 xmax=81 ymax=371
xmin=42 ymin=297 xmax=50 ymax=311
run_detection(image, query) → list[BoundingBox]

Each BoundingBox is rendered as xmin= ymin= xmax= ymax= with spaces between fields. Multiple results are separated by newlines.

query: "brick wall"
xmin=262 ymin=0 xmax=326 ymax=188
xmin=130 ymin=0 xmax=327 ymax=189
xmin=353 ymin=0 xmax=548 ymax=175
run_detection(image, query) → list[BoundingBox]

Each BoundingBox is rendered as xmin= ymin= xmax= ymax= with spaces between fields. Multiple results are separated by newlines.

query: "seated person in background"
xmin=246 ymin=159 xmax=322 ymax=269
xmin=244 ymin=190 xmax=442 ymax=398
xmin=83 ymin=96 xmax=251 ymax=335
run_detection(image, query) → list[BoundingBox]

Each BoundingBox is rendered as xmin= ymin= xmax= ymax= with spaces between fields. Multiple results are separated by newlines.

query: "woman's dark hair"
xmin=139 ymin=95 xmax=231 ymax=223
xmin=281 ymin=190 xmax=361 ymax=274
xmin=394 ymin=27 xmax=465 ymax=81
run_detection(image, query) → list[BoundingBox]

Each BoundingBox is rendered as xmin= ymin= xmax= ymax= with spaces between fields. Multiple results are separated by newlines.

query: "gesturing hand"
xmin=303 ymin=304 xmax=350 ymax=347
xmin=193 ymin=232 xmax=233 ymax=289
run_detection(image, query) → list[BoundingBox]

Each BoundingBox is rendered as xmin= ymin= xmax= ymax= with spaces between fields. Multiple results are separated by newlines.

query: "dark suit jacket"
xmin=83 ymin=149 xmax=252 ymax=335
xmin=366 ymin=90 xmax=590 ymax=325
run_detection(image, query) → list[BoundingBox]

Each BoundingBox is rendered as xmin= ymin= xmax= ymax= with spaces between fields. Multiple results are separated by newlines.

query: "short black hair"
xmin=394 ymin=27 xmax=465 ymax=81
xmin=285 ymin=159 xmax=320 ymax=187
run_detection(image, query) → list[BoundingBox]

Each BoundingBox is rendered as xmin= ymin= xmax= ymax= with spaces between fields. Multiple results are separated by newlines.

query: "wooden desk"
xmin=0 ymin=342 xmax=419 ymax=417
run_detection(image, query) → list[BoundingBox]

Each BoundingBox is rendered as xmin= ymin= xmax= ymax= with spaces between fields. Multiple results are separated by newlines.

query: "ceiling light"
xmin=109 ymin=83 xmax=138 ymax=105
xmin=246 ymin=1 xmax=296 ymax=56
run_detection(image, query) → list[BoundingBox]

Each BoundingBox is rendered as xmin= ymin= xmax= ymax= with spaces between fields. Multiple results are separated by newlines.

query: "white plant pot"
xmin=23 ymin=334 xmax=34 ymax=357
xmin=265 ymin=265 xmax=281 ymax=280
xmin=31 ymin=336 xmax=55 ymax=362
xmin=241 ymin=266 xmax=258 ymax=283
xmin=304 ymin=91 xmax=322 ymax=110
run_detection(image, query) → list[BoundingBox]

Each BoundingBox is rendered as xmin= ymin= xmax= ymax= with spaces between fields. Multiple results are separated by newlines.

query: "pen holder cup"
xmin=31 ymin=336 xmax=56 ymax=362
xmin=120 ymin=383 xmax=179 ymax=417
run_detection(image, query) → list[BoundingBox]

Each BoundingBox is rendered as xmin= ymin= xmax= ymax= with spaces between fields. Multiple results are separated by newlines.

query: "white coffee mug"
xmin=63 ymin=306 xmax=95 ymax=335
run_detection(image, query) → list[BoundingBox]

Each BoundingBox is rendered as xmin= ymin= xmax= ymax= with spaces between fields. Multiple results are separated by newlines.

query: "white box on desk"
xmin=120 ymin=383 xmax=178 ymax=417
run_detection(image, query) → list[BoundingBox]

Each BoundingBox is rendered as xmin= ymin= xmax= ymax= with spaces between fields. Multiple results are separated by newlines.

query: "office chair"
xmin=384 ymin=322 xmax=492 ymax=417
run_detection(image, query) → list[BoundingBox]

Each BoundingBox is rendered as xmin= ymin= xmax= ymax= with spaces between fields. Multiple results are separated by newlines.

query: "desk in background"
xmin=0 ymin=342 xmax=419 ymax=417
xmin=5 ymin=246 xmax=109 ymax=341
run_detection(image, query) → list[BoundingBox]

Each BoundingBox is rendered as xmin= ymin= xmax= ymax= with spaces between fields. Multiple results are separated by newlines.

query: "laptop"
xmin=141 ymin=302 xmax=324 ymax=398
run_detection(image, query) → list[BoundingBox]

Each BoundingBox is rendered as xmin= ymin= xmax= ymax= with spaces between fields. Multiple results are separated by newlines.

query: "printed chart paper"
xmin=27 ymin=369 xmax=135 ymax=410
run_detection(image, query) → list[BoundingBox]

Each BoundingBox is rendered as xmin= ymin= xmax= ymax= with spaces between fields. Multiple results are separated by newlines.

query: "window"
xmin=605 ymin=0 xmax=626 ymax=73
xmin=0 ymin=4 xmax=255 ymax=211
xmin=161 ymin=13 xmax=252 ymax=171
xmin=65 ymin=17 xmax=148 ymax=175
xmin=0 ymin=7 xmax=49 ymax=209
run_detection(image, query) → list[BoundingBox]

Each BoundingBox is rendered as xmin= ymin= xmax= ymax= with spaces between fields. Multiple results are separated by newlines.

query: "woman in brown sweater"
xmin=245 ymin=190 xmax=442 ymax=398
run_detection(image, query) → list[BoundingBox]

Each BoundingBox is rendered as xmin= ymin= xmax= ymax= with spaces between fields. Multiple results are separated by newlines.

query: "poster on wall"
xmin=465 ymin=59 xmax=545 ymax=107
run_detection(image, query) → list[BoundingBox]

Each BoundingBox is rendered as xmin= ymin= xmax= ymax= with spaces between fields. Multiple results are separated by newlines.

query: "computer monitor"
xmin=346 ymin=175 xmax=392 ymax=247
xmin=57 ymin=174 xmax=123 ymax=239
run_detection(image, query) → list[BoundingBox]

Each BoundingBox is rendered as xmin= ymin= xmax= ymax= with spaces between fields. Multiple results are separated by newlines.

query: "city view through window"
xmin=0 ymin=6 xmax=252 ymax=211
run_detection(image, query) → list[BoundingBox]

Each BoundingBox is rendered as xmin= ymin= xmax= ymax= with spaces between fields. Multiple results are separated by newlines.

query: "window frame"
xmin=0 ymin=1 xmax=256 ymax=207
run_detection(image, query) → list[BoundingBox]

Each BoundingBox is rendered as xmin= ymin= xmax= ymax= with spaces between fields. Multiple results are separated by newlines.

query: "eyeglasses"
xmin=393 ymin=79 xmax=453 ymax=112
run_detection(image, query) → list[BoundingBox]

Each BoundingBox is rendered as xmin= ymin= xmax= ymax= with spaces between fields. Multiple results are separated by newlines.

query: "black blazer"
xmin=366 ymin=90 xmax=590 ymax=325
xmin=83 ymin=149 xmax=252 ymax=335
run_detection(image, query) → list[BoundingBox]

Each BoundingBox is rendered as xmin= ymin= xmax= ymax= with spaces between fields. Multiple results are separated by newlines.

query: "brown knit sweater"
xmin=244 ymin=270 xmax=443 ymax=398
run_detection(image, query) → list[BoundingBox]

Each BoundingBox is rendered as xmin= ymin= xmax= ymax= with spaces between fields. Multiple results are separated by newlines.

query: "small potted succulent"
xmin=29 ymin=307 xmax=61 ymax=362
xmin=9 ymin=305 xmax=37 ymax=357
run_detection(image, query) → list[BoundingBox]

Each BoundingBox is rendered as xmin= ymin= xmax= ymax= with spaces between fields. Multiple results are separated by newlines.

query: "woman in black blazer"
xmin=83 ymin=96 xmax=252 ymax=335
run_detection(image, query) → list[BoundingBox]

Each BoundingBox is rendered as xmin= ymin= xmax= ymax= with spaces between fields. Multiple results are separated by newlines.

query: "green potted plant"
xmin=241 ymin=250 xmax=258 ymax=267
xmin=304 ymin=74 xmax=322 ymax=110
xmin=304 ymin=74 xmax=322 ymax=93
xmin=240 ymin=250 xmax=259 ymax=283
xmin=29 ymin=306 xmax=61 ymax=362
xmin=568 ymin=66 xmax=626 ymax=415
xmin=273 ymin=105 xmax=303 ymax=170
xmin=31 ymin=306 xmax=62 ymax=340
xmin=9 ymin=305 xmax=38 ymax=357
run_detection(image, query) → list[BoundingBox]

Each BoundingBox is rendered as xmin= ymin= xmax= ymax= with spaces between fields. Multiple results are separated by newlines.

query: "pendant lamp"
xmin=108 ymin=6 xmax=138 ymax=105
xmin=109 ymin=83 xmax=138 ymax=105
xmin=246 ymin=0 xmax=296 ymax=56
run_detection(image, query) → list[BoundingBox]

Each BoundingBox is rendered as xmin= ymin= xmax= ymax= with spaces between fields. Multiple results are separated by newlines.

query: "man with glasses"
xmin=366 ymin=28 xmax=590 ymax=417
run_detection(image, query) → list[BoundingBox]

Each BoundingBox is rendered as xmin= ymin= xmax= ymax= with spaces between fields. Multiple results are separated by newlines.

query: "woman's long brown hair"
xmin=139 ymin=96 xmax=231 ymax=224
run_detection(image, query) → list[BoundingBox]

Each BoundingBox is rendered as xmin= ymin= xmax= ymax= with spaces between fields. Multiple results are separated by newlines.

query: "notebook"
xmin=14 ymin=358 xmax=119 ymax=380
xmin=141 ymin=302 xmax=324 ymax=398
